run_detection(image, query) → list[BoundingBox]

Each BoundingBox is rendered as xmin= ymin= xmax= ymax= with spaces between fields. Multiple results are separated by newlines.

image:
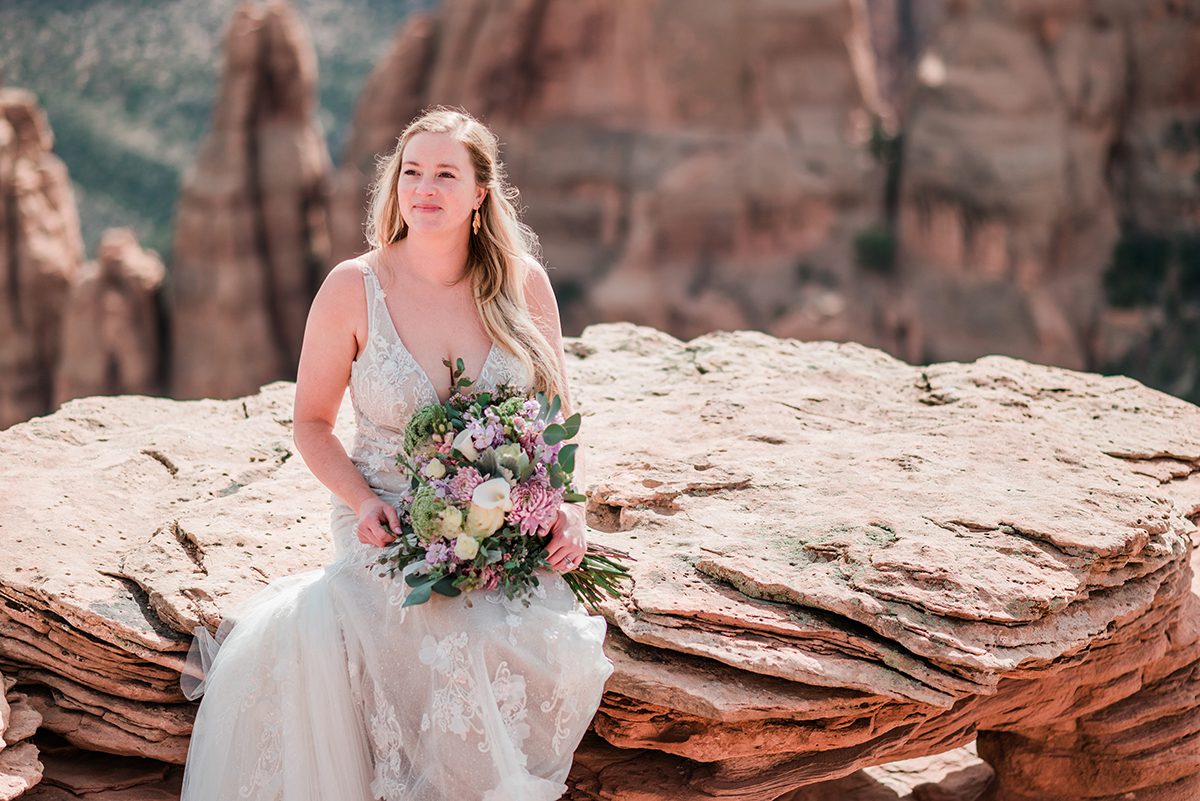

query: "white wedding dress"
xmin=179 ymin=258 xmax=614 ymax=801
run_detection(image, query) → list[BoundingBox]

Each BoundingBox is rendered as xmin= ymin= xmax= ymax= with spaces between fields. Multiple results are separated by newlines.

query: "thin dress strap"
xmin=353 ymin=257 xmax=389 ymax=344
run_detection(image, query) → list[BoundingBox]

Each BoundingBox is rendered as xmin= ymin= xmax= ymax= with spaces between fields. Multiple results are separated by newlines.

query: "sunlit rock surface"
xmin=0 ymin=323 xmax=1197 ymax=798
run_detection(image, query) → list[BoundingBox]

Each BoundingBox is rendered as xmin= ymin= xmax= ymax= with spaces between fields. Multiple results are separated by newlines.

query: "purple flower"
xmin=425 ymin=540 xmax=452 ymax=565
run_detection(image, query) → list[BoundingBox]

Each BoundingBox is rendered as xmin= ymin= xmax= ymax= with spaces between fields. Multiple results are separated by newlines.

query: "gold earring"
xmin=472 ymin=209 xmax=481 ymax=235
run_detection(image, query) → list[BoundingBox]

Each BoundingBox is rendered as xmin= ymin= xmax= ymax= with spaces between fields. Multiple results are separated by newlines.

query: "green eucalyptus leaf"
xmin=543 ymin=424 xmax=567 ymax=445
xmin=402 ymin=582 xmax=435 ymax=607
xmin=432 ymin=575 xmax=462 ymax=597
xmin=563 ymin=413 xmax=581 ymax=438
xmin=563 ymin=491 xmax=587 ymax=503
xmin=558 ymin=443 xmax=577 ymax=473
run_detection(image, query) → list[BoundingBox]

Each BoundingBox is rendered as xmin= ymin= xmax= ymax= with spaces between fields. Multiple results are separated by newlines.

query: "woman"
xmin=179 ymin=106 xmax=614 ymax=801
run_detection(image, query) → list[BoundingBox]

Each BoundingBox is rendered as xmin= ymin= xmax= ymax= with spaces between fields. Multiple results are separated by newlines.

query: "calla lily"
xmin=452 ymin=429 xmax=479 ymax=461
xmin=471 ymin=477 xmax=513 ymax=511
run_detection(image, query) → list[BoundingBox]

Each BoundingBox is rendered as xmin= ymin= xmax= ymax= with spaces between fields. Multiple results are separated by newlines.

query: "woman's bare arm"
xmin=292 ymin=262 xmax=378 ymax=514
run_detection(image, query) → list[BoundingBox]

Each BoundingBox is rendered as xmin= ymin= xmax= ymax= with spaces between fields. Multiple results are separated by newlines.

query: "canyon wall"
xmin=2 ymin=0 xmax=1197 ymax=427
xmin=333 ymin=0 xmax=1200 ymax=396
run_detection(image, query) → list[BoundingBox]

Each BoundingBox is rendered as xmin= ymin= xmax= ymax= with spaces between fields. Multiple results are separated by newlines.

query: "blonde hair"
xmin=364 ymin=106 xmax=567 ymax=405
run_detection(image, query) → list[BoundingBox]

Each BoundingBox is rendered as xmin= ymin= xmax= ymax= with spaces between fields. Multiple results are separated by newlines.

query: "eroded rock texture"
xmin=53 ymin=229 xmax=165 ymax=408
xmin=169 ymin=0 xmax=331 ymax=401
xmin=332 ymin=0 xmax=886 ymax=340
xmin=18 ymin=733 xmax=182 ymax=801
xmin=0 ymin=323 xmax=1197 ymax=798
xmin=0 ymin=671 xmax=44 ymax=801
xmin=0 ymin=89 xmax=85 ymax=430
xmin=563 ymin=324 xmax=1200 ymax=800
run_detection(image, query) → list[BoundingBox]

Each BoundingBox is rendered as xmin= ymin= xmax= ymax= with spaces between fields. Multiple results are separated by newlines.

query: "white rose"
xmin=464 ymin=503 xmax=507 ymax=538
xmin=422 ymin=458 xmax=447 ymax=479
xmin=438 ymin=505 xmax=463 ymax=536
xmin=471 ymin=477 xmax=513 ymax=511
xmin=451 ymin=429 xmax=479 ymax=461
xmin=453 ymin=534 xmax=480 ymax=560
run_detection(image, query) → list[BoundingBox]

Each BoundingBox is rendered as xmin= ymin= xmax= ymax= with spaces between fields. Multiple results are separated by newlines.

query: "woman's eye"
xmin=403 ymin=169 xmax=417 ymax=175
xmin=439 ymin=172 xmax=455 ymax=178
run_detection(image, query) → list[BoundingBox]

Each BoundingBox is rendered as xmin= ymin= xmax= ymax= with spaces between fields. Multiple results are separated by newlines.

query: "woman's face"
xmin=396 ymin=132 xmax=486 ymax=237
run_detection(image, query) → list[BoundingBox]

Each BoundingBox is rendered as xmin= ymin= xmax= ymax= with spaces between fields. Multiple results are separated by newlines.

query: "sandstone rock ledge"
xmin=0 ymin=323 xmax=1197 ymax=801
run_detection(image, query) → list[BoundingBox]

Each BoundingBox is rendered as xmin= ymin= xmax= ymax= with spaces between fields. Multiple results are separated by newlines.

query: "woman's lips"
xmin=413 ymin=205 xmax=440 ymax=211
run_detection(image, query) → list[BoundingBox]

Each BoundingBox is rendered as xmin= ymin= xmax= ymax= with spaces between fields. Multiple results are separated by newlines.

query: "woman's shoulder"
xmin=518 ymin=254 xmax=555 ymax=305
xmin=312 ymin=254 xmax=375 ymax=315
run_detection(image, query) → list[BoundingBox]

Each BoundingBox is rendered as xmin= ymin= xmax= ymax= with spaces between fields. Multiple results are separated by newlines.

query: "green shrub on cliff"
xmin=1103 ymin=232 xmax=1171 ymax=308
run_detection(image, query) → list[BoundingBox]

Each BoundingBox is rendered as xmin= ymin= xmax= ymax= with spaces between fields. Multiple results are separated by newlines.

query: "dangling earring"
xmin=472 ymin=208 xmax=481 ymax=235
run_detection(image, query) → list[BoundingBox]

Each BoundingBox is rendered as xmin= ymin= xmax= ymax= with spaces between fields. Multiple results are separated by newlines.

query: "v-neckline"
xmin=359 ymin=257 xmax=497 ymax=406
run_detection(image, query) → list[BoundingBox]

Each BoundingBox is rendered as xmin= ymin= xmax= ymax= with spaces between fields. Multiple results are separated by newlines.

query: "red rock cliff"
xmin=169 ymin=0 xmax=331 ymax=401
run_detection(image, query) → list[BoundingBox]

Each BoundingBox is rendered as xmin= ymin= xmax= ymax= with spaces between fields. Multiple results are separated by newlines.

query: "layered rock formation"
xmin=0 ymin=89 xmax=85 ymax=430
xmin=19 ymin=734 xmax=181 ymax=801
xmin=564 ymin=324 xmax=1200 ymax=799
xmin=1 ymin=322 xmax=1197 ymax=799
xmin=0 ymin=673 xmax=43 ymax=800
xmin=169 ymin=0 xmax=331 ymax=400
xmin=332 ymin=0 xmax=886 ymax=340
xmin=53 ymin=229 xmax=165 ymax=408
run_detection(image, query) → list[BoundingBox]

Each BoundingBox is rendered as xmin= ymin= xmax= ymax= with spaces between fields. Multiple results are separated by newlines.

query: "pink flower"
xmin=447 ymin=467 xmax=487 ymax=505
xmin=508 ymin=478 xmax=564 ymax=537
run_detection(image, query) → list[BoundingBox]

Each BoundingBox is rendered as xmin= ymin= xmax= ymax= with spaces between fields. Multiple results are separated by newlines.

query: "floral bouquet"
xmin=375 ymin=357 xmax=631 ymax=611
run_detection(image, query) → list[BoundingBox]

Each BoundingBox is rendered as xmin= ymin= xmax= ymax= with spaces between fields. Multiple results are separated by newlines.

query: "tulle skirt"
xmin=179 ymin=496 xmax=613 ymax=801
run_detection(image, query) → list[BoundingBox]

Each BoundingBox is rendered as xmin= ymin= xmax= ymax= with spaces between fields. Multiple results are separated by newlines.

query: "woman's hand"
xmin=545 ymin=504 xmax=587 ymax=572
xmin=355 ymin=497 xmax=400 ymax=547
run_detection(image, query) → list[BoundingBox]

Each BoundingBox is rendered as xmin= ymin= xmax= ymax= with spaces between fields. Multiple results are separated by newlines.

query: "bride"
xmin=179 ymin=106 xmax=614 ymax=800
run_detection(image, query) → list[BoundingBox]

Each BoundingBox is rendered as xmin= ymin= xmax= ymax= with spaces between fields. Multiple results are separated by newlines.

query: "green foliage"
xmin=403 ymin=404 xmax=447 ymax=455
xmin=854 ymin=225 xmax=896 ymax=274
xmin=1179 ymin=234 xmax=1200 ymax=304
xmin=1162 ymin=117 xmax=1200 ymax=154
xmin=1103 ymin=232 xmax=1172 ymax=308
xmin=408 ymin=485 xmax=446 ymax=543
xmin=794 ymin=261 xmax=838 ymax=288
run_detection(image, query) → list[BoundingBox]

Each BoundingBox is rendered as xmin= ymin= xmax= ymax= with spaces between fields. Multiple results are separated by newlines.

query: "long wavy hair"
xmin=364 ymin=106 xmax=567 ymax=404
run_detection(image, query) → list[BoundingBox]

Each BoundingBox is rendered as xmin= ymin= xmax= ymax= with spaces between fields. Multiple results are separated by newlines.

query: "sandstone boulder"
xmin=0 ymin=323 xmax=1196 ymax=799
xmin=169 ymin=0 xmax=331 ymax=401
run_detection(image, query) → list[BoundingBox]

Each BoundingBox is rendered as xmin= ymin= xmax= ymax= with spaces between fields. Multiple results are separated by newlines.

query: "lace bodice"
xmin=346 ymin=257 xmax=532 ymax=496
